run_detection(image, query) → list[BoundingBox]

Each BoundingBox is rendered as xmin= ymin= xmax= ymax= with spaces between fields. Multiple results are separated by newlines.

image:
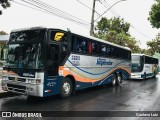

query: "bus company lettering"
xmin=72 ymin=55 xmax=80 ymax=60
xmin=71 ymin=55 xmax=80 ymax=66
xmin=96 ymin=58 xmax=113 ymax=66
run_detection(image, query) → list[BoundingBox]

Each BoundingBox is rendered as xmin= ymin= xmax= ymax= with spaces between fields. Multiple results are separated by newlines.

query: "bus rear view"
xmin=131 ymin=54 xmax=159 ymax=79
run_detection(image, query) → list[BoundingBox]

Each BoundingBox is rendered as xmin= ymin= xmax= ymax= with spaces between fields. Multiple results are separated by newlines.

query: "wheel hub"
xmin=63 ymin=82 xmax=70 ymax=94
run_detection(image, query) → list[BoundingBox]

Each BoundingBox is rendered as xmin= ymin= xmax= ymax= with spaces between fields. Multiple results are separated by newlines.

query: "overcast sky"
xmin=0 ymin=0 xmax=159 ymax=49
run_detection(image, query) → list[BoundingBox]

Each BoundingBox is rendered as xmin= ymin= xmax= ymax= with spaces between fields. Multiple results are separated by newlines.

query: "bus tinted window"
xmin=106 ymin=45 xmax=111 ymax=56
xmin=72 ymin=35 xmax=88 ymax=54
xmin=61 ymin=44 xmax=68 ymax=63
xmin=101 ymin=44 xmax=106 ymax=55
xmin=9 ymin=30 xmax=44 ymax=43
xmin=88 ymin=41 xmax=92 ymax=54
xmin=71 ymin=33 xmax=131 ymax=59
xmin=92 ymin=42 xmax=97 ymax=54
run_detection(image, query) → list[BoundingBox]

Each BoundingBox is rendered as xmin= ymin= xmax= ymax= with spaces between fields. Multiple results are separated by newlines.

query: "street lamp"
xmin=90 ymin=0 xmax=127 ymax=36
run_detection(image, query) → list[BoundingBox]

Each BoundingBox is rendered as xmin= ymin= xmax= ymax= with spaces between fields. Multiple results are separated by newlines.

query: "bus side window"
xmin=111 ymin=47 xmax=115 ymax=57
xmin=72 ymin=35 xmax=88 ymax=54
xmin=61 ymin=44 xmax=68 ymax=63
xmin=88 ymin=41 xmax=92 ymax=54
xmin=97 ymin=42 xmax=101 ymax=55
xmin=76 ymin=37 xmax=82 ymax=52
xmin=82 ymin=39 xmax=87 ymax=53
xmin=92 ymin=42 xmax=96 ymax=54
xmin=106 ymin=45 xmax=111 ymax=56
xmin=72 ymin=36 xmax=82 ymax=53
xmin=72 ymin=35 xmax=77 ymax=52
xmin=101 ymin=44 xmax=106 ymax=55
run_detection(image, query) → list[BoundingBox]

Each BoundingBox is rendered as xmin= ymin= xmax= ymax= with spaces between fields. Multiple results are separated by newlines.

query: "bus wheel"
xmin=111 ymin=74 xmax=116 ymax=86
xmin=60 ymin=78 xmax=72 ymax=98
xmin=116 ymin=73 xmax=122 ymax=85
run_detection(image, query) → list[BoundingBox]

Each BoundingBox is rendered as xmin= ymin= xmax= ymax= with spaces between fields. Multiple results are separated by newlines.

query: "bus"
xmin=1 ymin=27 xmax=131 ymax=98
xmin=131 ymin=54 xmax=159 ymax=79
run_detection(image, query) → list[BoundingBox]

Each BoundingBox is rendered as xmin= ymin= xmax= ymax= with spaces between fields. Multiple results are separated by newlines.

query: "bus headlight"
xmin=36 ymin=79 xmax=41 ymax=84
xmin=28 ymin=79 xmax=35 ymax=84
xmin=27 ymin=87 xmax=34 ymax=92
xmin=28 ymin=79 xmax=41 ymax=84
xmin=2 ymin=76 xmax=8 ymax=80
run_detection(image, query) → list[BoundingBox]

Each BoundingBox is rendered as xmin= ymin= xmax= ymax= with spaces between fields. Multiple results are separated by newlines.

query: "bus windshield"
xmin=9 ymin=29 xmax=44 ymax=43
xmin=131 ymin=55 xmax=142 ymax=72
xmin=4 ymin=43 xmax=44 ymax=69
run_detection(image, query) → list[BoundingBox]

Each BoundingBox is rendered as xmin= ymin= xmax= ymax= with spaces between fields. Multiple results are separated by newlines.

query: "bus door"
xmin=47 ymin=44 xmax=60 ymax=76
xmin=45 ymin=43 xmax=60 ymax=96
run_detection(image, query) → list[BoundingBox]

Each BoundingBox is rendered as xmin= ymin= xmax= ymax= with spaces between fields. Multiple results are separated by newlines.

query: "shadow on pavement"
xmin=0 ymin=92 xmax=20 ymax=98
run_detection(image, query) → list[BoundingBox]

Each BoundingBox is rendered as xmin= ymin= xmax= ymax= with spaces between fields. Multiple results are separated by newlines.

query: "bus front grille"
xmin=8 ymin=77 xmax=26 ymax=82
xmin=7 ymin=84 xmax=26 ymax=93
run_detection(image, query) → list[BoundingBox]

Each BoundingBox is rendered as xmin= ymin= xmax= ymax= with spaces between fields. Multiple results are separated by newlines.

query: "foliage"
xmin=94 ymin=17 xmax=141 ymax=53
xmin=148 ymin=0 xmax=160 ymax=28
xmin=0 ymin=0 xmax=11 ymax=15
xmin=0 ymin=31 xmax=8 ymax=35
xmin=0 ymin=0 xmax=11 ymax=9
xmin=147 ymin=33 xmax=160 ymax=56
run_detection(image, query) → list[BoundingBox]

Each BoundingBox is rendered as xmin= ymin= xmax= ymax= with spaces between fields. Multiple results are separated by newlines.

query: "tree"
xmin=0 ymin=0 xmax=11 ymax=15
xmin=0 ymin=31 xmax=8 ymax=35
xmin=0 ymin=0 xmax=10 ymax=8
xmin=148 ymin=0 xmax=160 ymax=28
xmin=94 ymin=17 xmax=141 ymax=53
xmin=147 ymin=33 xmax=160 ymax=55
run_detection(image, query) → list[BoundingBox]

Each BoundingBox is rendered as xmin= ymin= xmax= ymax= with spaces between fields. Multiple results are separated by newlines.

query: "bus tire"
xmin=60 ymin=78 xmax=72 ymax=98
xmin=111 ymin=74 xmax=116 ymax=86
xmin=116 ymin=73 xmax=122 ymax=85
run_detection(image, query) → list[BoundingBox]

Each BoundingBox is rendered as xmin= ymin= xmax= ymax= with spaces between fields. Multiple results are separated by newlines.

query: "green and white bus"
xmin=131 ymin=54 xmax=159 ymax=79
xmin=2 ymin=27 xmax=131 ymax=98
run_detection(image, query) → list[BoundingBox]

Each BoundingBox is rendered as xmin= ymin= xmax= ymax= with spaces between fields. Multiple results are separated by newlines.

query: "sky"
xmin=0 ymin=0 xmax=159 ymax=49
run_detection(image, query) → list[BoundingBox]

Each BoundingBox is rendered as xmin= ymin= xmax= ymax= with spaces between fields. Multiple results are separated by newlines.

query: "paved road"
xmin=1 ymin=76 xmax=160 ymax=120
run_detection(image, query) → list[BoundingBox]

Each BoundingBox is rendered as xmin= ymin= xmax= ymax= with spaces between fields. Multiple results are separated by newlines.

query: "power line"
xmin=98 ymin=0 xmax=152 ymax=40
xmin=11 ymin=0 xmax=50 ymax=15
xmin=101 ymin=0 xmax=119 ymax=17
xmin=29 ymin=0 xmax=90 ymax=26
xmin=12 ymin=0 xmax=90 ymax=27
xmin=31 ymin=0 xmax=89 ymax=25
xmin=76 ymin=0 xmax=100 ymax=16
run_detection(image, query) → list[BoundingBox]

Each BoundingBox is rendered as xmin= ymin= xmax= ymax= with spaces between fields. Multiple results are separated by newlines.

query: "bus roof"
xmin=132 ymin=53 xmax=158 ymax=59
xmin=132 ymin=53 xmax=146 ymax=56
xmin=11 ymin=26 xmax=131 ymax=51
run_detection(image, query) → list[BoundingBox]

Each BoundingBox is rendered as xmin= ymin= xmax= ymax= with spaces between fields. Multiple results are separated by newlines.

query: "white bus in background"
xmin=131 ymin=54 xmax=159 ymax=79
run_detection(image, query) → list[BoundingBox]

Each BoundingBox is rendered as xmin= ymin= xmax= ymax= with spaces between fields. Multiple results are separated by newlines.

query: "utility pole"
xmin=90 ymin=0 xmax=96 ymax=36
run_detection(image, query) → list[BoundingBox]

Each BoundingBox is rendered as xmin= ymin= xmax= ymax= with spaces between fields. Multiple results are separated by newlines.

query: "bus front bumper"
xmin=1 ymin=80 xmax=44 ymax=97
xmin=131 ymin=73 xmax=142 ymax=79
